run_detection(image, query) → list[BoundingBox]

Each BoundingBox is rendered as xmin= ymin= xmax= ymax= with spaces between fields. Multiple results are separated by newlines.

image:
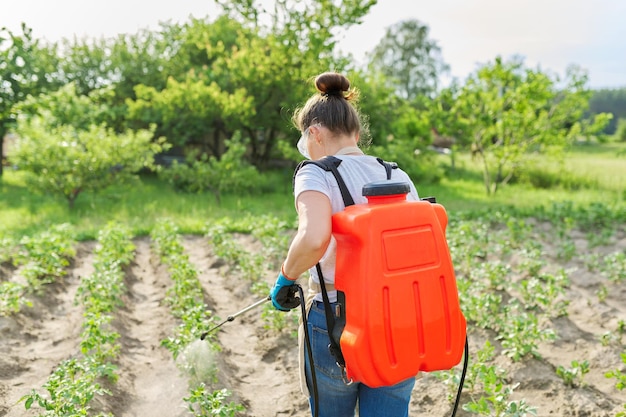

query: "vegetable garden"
xmin=1 ymin=204 xmax=625 ymax=417
xmin=2 ymin=1 xmax=625 ymax=415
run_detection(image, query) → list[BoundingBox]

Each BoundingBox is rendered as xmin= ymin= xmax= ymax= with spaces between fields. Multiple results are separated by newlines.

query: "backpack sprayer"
xmin=200 ymin=156 xmax=469 ymax=416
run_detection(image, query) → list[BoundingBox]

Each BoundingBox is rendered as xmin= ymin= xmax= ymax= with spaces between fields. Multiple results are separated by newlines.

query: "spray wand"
xmin=200 ymin=295 xmax=271 ymax=340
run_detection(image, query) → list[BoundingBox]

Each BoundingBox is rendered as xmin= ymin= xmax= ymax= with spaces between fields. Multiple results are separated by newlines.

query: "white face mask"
xmin=297 ymin=129 xmax=310 ymax=159
xmin=297 ymin=124 xmax=320 ymax=159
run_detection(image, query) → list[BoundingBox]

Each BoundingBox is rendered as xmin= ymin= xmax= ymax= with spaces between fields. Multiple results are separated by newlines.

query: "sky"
xmin=3 ymin=0 xmax=626 ymax=89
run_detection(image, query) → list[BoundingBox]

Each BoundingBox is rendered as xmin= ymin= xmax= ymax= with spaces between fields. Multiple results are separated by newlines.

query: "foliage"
xmin=16 ymin=83 xmax=111 ymax=130
xmin=0 ymin=224 xmax=75 ymax=315
xmin=365 ymin=94 xmax=446 ymax=183
xmin=371 ymin=137 xmax=446 ymax=184
xmin=10 ymin=95 xmax=166 ymax=208
xmin=16 ymin=223 xmax=75 ymax=287
xmin=347 ymin=70 xmax=403 ymax=147
xmin=159 ymin=134 xmax=260 ymax=204
xmin=589 ymin=87 xmax=626 ymax=135
xmin=449 ymin=57 xmax=611 ymax=195
xmin=193 ymin=0 xmax=375 ymax=165
xmin=367 ymin=19 xmax=449 ymax=100
xmin=150 ymin=219 xmax=249 ymax=413
xmin=586 ymin=251 xmax=626 ymax=283
xmin=21 ymin=222 xmax=135 ymax=416
xmin=184 ymin=386 xmax=244 ymax=417
xmin=22 ymin=358 xmax=113 ymax=417
xmin=0 ymin=236 xmax=16 ymax=263
xmin=461 ymin=343 xmax=537 ymax=417
xmin=55 ymin=27 xmax=181 ymax=132
xmin=150 ymin=219 xmax=219 ymax=358
xmin=614 ymin=118 xmax=626 ymax=142
xmin=0 ymin=282 xmax=28 ymax=316
xmin=127 ymin=71 xmax=255 ymax=152
xmin=556 ymin=360 xmax=590 ymax=388
xmin=605 ymin=351 xmax=626 ymax=391
xmin=0 ymin=24 xmax=62 ymax=176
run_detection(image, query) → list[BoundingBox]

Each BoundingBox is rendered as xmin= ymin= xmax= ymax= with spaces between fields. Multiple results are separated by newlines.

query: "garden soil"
xmin=1 ymin=230 xmax=625 ymax=417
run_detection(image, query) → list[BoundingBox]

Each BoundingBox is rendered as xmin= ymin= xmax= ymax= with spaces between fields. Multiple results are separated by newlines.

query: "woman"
xmin=270 ymin=72 xmax=420 ymax=417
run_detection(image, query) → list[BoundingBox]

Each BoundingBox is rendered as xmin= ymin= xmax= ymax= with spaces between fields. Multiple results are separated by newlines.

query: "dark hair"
xmin=293 ymin=72 xmax=370 ymax=143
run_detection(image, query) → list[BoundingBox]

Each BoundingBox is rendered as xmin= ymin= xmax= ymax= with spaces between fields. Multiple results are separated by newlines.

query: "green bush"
xmin=514 ymin=166 xmax=598 ymax=190
xmin=614 ymin=118 xmax=626 ymax=142
xmin=370 ymin=138 xmax=445 ymax=184
xmin=10 ymin=117 xmax=164 ymax=208
xmin=159 ymin=133 xmax=260 ymax=204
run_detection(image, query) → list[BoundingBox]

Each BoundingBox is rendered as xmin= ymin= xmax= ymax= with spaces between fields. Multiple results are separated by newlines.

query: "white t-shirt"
xmin=293 ymin=155 xmax=420 ymax=302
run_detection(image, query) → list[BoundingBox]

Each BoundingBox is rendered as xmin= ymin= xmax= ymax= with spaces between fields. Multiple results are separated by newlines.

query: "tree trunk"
xmin=0 ymin=128 xmax=6 ymax=178
xmin=68 ymin=188 xmax=81 ymax=210
xmin=480 ymin=156 xmax=492 ymax=195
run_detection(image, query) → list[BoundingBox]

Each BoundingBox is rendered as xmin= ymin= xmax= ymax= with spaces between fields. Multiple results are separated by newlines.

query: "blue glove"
xmin=270 ymin=272 xmax=300 ymax=311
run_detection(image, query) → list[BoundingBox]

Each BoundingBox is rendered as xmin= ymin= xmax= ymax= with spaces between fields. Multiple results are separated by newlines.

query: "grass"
xmin=0 ymin=171 xmax=295 ymax=240
xmin=564 ymin=141 xmax=626 ymax=192
xmin=418 ymin=143 xmax=625 ymax=213
xmin=1 ymin=141 xmax=625 ymax=239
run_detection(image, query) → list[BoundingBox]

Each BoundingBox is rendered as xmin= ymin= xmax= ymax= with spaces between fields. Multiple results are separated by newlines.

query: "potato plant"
xmin=0 ymin=281 xmax=28 ymax=316
xmin=151 ymin=219 xmax=217 ymax=356
xmin=21 ymin=222 xmax=134 ymax=415
xmin=0 ymin=235 xmax=16 ymax=263
xmin=184 ymin=386 xmax=244 ymax=417
xmin=557 ymin=360 xmax=590 ymax=388
xmin=605 ymin=351 xmax=626 ymax=391
xmin=444 ymin=207 xmax=623 ymax=415
xmin=1 ymin=224 xmax=75 ymax=315
xmin=151 ymin=219 xmax=243 ymax=415
xmin=16 ymin=223 xmax=76 ymax=289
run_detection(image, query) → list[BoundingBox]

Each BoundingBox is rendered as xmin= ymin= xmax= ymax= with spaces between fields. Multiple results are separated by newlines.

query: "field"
xmin=1 ymin=144 xmax=626 ymax=417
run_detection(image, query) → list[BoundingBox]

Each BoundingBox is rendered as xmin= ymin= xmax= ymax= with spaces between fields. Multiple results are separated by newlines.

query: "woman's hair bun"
xmin=315 ymin=72 xmax=350 ymax=97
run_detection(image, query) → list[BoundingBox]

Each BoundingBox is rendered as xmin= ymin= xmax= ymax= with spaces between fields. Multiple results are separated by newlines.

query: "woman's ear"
xmin=310 ymin=125 xmax=323 ymax=144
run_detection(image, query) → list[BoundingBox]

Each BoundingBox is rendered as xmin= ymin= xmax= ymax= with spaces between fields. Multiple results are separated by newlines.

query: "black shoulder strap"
xmin=316 ymin=263 xmax=346 ymax=368
xmin=376 ymin=157 xmax=398 ymax=180
xmin=294 ymin=156 xmax=355 ymax=207
xmin=294 ymin=156 xmax=399 ymax=205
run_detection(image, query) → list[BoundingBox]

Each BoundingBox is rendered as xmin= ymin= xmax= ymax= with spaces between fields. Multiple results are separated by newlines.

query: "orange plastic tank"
xmin=332 ymin=180 xmax=467 ymax=387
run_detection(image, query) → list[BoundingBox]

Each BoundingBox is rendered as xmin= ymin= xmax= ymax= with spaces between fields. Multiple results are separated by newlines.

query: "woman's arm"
xmin=281 ymin=190 xmax=332 ymax=279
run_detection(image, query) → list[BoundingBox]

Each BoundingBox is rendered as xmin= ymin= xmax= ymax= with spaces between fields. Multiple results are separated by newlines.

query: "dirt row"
xmin=1 ymin=231 xmax=625 ymax=416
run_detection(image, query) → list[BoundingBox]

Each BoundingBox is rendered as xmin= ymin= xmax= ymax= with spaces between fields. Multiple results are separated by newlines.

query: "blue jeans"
xmin=304 ymin=301 xmax=415 ymax=417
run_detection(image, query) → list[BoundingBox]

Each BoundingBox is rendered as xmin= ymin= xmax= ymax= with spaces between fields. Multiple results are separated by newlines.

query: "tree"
xmin=367 ymin=19 xmax=449 ymax=101
xmin=451 ymin=57 xmax=610 ymax=195
xmin=200 ymin=0 xmax=377 ymax=165
xmin=9 ymin=86 xmax=165 ymax=208
xmin=348 ymin=69 xmax=404 ymax=147
xmin=589 ymin=88 xmax=626 ymax=135
xmin=127 ymin=74 xmax=255 ymax=156
xmin=57 ymin=27 xmax=178 ymax=133
xmin=0 ymin=24 xmax=61 ymax=177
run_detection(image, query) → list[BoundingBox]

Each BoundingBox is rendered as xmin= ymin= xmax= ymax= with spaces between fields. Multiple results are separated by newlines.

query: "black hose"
xmin=297 ymin=285 xmax=319 ymax=417
xmin=296 ymin=284 xmax=319 ymax=417
xmin=450 ymin=336 xmax=469 ymax=417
